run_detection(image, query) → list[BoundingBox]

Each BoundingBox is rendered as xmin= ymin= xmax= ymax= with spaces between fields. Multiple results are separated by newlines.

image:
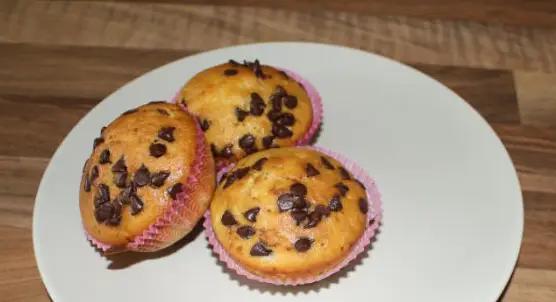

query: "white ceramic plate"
xmin=33 ymin=42 xmax=523 ymax=302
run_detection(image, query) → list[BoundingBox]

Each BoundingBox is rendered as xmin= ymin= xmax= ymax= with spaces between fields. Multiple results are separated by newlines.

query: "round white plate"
xmin=33 ymin=42 xmax=523 ymax=302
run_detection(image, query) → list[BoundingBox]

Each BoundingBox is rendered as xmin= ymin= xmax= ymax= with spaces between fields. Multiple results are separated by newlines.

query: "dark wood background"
xmin=1 ymin=1 xmax=555 ymax=301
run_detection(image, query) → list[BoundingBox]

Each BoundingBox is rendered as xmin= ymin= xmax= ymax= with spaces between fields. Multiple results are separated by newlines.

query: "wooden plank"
xmin=519 ymin=191 xmax=556 ymax=270
xmin=49 ymin=0 xmax=556 ymax=27
xmin=1 ymin=1 xmax=556 ymax=72
xmin=0 ymin=226 xmax=49 ymax=302
xmin=515 ymin=72 xmax=556 ymax=126
xmin=493 ymin=124 xmax=556 ymax=177
xmin=0 ymin=43 xmax=191 ymax=98
xmin=502 ymin=268 xmax=556 ymax=301
xmin=413 ymin=64 xmax=520 ymax=124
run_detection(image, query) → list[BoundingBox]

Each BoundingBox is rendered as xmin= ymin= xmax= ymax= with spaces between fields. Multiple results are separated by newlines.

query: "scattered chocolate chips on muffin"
xmin=210 ymin=147 xmax=370 ymax=281
xmin=174 ymin=59 xmax=316 ymax=167
xmin=80 ymin=102 xmax=215 ymax=254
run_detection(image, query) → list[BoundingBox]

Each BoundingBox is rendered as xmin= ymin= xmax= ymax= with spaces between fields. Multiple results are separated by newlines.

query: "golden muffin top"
xmin=176 ymin=60 xmax=314 ymax=166
xmin=80 ymin=102 xmax=201 ymax=246
xmin=210 ymin=147 xmax=370 ymax=280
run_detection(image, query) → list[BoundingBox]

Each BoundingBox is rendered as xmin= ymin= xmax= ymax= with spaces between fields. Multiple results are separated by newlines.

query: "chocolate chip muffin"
xmin=207 ymin=147 xmax=375 ymax=283
xmin=174 ymin=60 xmax=322 ymax=169
xmin=80 ymin=102 xmax=215 ymax=254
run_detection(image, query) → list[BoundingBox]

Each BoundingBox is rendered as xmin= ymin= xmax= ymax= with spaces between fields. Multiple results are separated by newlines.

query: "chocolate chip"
xmin=119 ymin=182 xmax=136 ymax=204
xmin=270 ymin=94 xmax=282 ymax=111
xmin=93 ymin=197 xmax=104 ymax=208
xmin=283 ymin=95 xmax=298 ymax=109
xmin=239 ymin=134 xmax=255 ymax=151
xmin=229 ymin=59 xmax=241 ymax=66
xmin=181 ymin=98 xmax=187 ymax=107
xmin=293 ymin=197 xmax=307 ymax=209
xmin=290 ymin=183 xmax=307 ymax=197
xmin=167 ymin=183 xmax=183 ymax=200
xmin=100 ymin=127 xmax=107 ymax=134
xmin=111 ymin=156 xmax=127 ymax=172
xmin=249 ymin=60 xmax=267 ymax=79
xmin=150 ymin=171 xmax=170 ymax=187
xmin=199 ymin=119 xmax=211 ymax=132
xmin=149 ymin=101 xmax=167 ymax=105
xmin=305 ymin=211 xmax=322 ymax=229
xmin=335 ymin=183 xmax=350 ymax=197
xmin=236 ymin=226 xmax=256 ymax=239
xmin=243 ymin=207 xmax=260 ymax=222
xmin=262 ymin=136 xmax=275 ymax=149
xmin=98 ymin=183 xmax=110 ymax=203
xmin=224 ymin=68 xmax=238 ymax=76
xmin=157 ymin=108 xmax=169 ymax=116
xmin=95 ymin=203 xmax=114 ymax=222
xmin=278 ymin=193 xmax=295 ymax=212
xmin=252 ymin=157 xmax=268 ymax=171
xmin=149 ymin=143 xmax=167 ymax=158
xmin=130 ymin=195 xmax=144 ymax=215
xmin=235 ymin=108 xmax=249 ymax=122
xmin=99 ymin=149 xmax=111 ymax=164
xmin=235 ymin=167 xmax=251 ymax=179
xmin=321 ymin=156 xmax=335 ymax=170
xmin=359 ymin=198 xmax=369 ymax=214
xmin=106 ymin=215 xmax=121 ymax=226
xmin=93 ymin=137 xmax=104 ymax=150
xmin=306 ymin=163 xmax=320 ymax=177
xmin=275 ymin=85 xmax=287 ymax=96
xmin=294 ymin=237 xmax=313 ymax=252
xmin=220 ymin=144 xmax=233 ymax=158
xmin=90 ymin=165 xmax=99 ymax=182
xmin=276 ymin=113 xmax=295 ymax=126
xmin=122 ymin=109 xmax=138 ymax=116
xmin=106 ymin=202 xmax=122 ymax=226
xmin=267 ymin=109 xmax=281 ymax=122
xmin=246 ymin=145 xmax=259 ymax=155
xmin=223 ymin=174 xmax=237 ymax=189
xmin=210 ymin=144 xmax=218 ymax=157
xmin=369 ymin=218 xmax=376 ymax=225
xmin=250 ymin=242 xmax=272 ymax=256
xmin=133 ymin=164 xmax=150 ymax=187
xmin=113 ymin=171 xmax=128 ymax=188
xmin=83 ymin=177 xmax=91 ymax=192
xmin=272 ymin=124 xmax=293 ymax=138
xmin=291 ymin=210 xmax=307 ymax=225
xmin=328 ymin=195 xmax=343 ymax=212
xmin=313 ymin=206 xmax=329 ymax=218
xmin=355 ymin=179 xmax=366 ymax=191
xmin=279 ymin=71 xmax=289 ymax=79
xmin=158 ymin=127 xmax=176 ymax=142
xmin=339 ymin=167 xmax=351 ymax=180
xmin=221 ymin=210 xmax=237 ymax=226
xmin=250 ymin=93 xmax=266 ymax=116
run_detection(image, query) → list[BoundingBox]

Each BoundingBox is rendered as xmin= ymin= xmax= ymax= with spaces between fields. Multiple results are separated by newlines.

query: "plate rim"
xmin=32 ymin=41 xmax=525 ymax=302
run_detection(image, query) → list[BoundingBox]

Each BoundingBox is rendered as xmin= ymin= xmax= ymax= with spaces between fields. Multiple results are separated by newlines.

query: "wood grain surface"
xmin=1 ymin=1 xmax=555 ymax=301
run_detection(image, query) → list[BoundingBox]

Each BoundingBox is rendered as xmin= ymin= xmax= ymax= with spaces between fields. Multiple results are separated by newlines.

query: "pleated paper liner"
xmin=85 ymin=106 xmax=215 ymax=255
xmin=204 ymin=146 xmax=383 ymax=286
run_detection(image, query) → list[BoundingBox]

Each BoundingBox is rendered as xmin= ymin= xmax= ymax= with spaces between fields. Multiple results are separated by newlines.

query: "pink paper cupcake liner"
xmin=85 ymin=107 xmax=214 ymax=254
xmin=170 ymin=64 xmax=323 ymax=172
xmin=203 ymin=146 xmax=383 ymax=286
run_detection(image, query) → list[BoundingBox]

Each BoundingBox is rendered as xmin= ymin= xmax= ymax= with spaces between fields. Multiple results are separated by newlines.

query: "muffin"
xmin=80 ymin=102 xmax=215 ymax=254
xmin=205 ymin=147 xmax=382 ymax=284
xmin=173 ymin=60 xmax=322 ymax=169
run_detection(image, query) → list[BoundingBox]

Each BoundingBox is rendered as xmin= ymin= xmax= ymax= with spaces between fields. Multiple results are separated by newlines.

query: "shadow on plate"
xmin=105 ymin=218 xmax=205 ymax=270
xmin=212 ymin=227 xmax=381 ymax=295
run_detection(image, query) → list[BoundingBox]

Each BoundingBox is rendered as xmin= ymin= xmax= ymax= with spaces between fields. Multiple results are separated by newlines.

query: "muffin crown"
xmin=80 ymin=102 xmax=213 ymax=248
xmin=210 ymin=147 xmax=369 ymax=279
xmin=176 ymin=60 xmax=314 ymax=165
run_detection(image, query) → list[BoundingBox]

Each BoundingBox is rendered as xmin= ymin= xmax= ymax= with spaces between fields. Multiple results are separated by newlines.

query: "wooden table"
xmin=1 ymin=1 xmax=556 ymax=301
